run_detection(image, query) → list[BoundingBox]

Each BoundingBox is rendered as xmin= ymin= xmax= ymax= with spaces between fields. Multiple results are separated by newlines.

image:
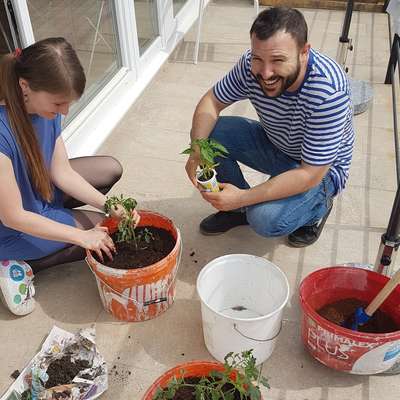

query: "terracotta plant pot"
xmin=142 ymin=361 xmax=224 ymax=400
xmin=86 ymin=210 xmax=181 ymax=322
xmin=142 ymin=360 xmax=265 ymax=400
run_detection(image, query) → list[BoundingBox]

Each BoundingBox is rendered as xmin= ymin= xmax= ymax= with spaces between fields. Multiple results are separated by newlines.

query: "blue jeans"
xmin=210 ymin=116 xmax=336 ymax=237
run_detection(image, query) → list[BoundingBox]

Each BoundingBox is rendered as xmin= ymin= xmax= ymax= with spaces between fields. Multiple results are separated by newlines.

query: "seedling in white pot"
xmin=182 ymin=138 xmax=228 ymax=192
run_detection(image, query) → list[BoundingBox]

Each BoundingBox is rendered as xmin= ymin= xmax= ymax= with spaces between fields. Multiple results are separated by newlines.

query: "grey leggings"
xmin=29 ymin=156 xmax=122 ymax=273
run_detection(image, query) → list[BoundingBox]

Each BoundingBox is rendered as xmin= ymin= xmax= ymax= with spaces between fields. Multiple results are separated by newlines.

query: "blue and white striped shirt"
xmin=213 ymin=48 xmax=354 ymax=194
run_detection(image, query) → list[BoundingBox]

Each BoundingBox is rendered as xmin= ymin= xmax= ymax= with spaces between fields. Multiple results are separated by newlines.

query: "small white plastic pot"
xmin=196 ymin=169 xmax=219 ymax=192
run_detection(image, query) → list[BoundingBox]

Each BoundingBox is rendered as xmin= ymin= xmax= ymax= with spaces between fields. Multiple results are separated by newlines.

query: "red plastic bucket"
xmin=299 ymin=266 xmax=400 ymax=374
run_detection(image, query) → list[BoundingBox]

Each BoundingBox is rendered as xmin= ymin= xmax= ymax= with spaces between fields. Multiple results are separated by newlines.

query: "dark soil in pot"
xmin=95 ymin=226 xmax=176 ymax=269
xmin=197 ymin=174 xmax=208 ymax=182
xmin=197 ymin=170 xmax=214 ymax=182
xmin=318 ymin=298 xmax=399 ymax=333
xmin=45 ymin=356 xmax=90 ymax=388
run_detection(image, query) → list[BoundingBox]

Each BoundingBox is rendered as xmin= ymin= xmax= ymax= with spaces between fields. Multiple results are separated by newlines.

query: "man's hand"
xmin=185 ymin=153 xmax=200 ymax=187
xmin=201 ymin=183 xmax=247 ymax=211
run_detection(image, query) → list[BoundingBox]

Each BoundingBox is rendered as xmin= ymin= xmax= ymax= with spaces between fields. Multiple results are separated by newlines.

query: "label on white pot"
xmin=196 ymin=169 xmax=219 ymax=192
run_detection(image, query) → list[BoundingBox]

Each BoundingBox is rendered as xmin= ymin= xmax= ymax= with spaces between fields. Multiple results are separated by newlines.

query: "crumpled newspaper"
xmin=1 ymin=326 xmax=107 ymax=400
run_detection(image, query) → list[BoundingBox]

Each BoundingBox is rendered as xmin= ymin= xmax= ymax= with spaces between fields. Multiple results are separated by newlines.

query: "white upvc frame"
xmin=173 ymin=0 xmax=209 ymax=51
xmin=114 ymin=0 xmax=139 ymax=73
xmin=157 ymin=0 xmax=175 ymax=49
xmin=9 ymin=0 xmax=34 ymax=46
xmin=9 ymin=0 xmax=203 ymax=157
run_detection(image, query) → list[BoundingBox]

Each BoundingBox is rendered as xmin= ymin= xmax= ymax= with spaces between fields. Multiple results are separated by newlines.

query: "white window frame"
xmin=9 ymin=0 xmax=34 ymax=46
xmin=9 ymin=0 xmax=203 ymax=157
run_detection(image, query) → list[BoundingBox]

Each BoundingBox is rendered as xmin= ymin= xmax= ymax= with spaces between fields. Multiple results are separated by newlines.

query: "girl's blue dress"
xmin=0 ymin=106 xmax=75 ymax=260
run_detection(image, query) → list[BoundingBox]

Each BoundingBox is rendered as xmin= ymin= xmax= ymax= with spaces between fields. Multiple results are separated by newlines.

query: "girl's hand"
xmin=109 ymin=204 xmax=141 ymax=227
xmin=128 ymin=209 xmax=140 ymax=228
xmin=78 ymin=225 xmax=116 ymax=262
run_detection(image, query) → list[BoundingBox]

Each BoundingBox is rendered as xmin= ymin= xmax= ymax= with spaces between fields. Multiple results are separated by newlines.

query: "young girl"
xmin=0 ymin=38 xmax=138 ymax=316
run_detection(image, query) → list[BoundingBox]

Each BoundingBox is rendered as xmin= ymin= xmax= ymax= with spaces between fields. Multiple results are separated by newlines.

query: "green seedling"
xmin=153 ymin=350 xmax=269 ymax=400
xmin=181 ymin=138 xmax=228 ymax=181
xmin=138 ymin=228 xmax=155 ymax=244
xmin=104 ymin=194 xmax=139 ymax=246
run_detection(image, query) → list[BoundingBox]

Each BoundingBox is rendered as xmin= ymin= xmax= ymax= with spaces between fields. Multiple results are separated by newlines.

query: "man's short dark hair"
xmin=250 ymin=7 xmax=308 ymax=49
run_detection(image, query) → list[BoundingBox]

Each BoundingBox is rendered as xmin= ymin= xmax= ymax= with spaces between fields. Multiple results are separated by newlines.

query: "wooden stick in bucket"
xmin=344 ymin=268 xmax=400 ymax=330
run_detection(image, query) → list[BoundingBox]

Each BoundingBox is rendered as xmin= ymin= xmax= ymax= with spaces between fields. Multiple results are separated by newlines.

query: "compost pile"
xmin=44 ymin=356 xmax=91 ymax=389
xmin=7 ymin=326 xmax=108 ymax=400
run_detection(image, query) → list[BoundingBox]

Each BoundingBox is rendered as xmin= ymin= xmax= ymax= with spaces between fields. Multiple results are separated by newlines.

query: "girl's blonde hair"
xmin=0 ymin=37 xmax=86 ymax=202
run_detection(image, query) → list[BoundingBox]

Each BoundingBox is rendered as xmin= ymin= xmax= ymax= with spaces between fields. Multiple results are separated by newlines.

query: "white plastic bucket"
xmin=196 ymin=254 xmax=290 ymax=365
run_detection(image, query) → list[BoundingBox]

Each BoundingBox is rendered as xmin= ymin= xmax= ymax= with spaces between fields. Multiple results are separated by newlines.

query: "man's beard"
xmin=254 ymin=60 xmax=301 ymax=98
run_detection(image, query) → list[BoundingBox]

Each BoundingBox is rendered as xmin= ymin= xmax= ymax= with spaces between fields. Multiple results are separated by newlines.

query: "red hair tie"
xmin=13 ymin=48 xmax=22 ymax=59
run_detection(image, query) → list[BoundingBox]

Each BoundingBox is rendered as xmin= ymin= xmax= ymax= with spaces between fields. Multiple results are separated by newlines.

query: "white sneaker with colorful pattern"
xmin=0 ymin=260 xmax=35 ymax=315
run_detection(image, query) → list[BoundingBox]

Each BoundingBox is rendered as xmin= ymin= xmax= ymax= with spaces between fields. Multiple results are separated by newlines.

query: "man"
xmin=185 ymin=7 xmax=354 ymax=247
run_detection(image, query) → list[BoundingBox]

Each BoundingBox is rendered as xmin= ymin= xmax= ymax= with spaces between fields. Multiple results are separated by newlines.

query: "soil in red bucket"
xmin=94 ymin=226 xmax=176 ymax=270
xmin=157 ymin=376 xmax=250 ymax=400
xmin=318 ymin=298 xmax=400 ymax=333
xmin=45 ymin=356 xmax=90 ymax=388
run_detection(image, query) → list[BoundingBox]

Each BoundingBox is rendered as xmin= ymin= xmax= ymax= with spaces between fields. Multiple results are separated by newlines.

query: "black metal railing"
xmin=337 ymin=0 xmax=354 ymax=71
xmin=340 ymin=0 xmax=354 ymax=44
xmin=384 ymin=33 xmax=400 ymax=182
xmin=375 ymin=27 xmax=400 ymax=274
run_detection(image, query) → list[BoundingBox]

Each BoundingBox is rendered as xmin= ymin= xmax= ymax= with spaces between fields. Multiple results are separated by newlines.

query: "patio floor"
xmin=1 ymin=1 xmax=399 ymax=399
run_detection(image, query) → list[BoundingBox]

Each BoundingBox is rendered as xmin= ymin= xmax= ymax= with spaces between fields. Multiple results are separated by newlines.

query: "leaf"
xmin=199 ymin=376 xmax=211 ymax=385
xmin=153 ymin=387 xmax=165 ymax=400
xmin=185 ymin=138 xmax=228 ymax=173
xmin=259 ymin=376 xmax=270 ymax=389
xmin=223 ymin=391 xmax=235 ymax=400
xmin=104 ymin=194 xmax=138 ymax=244
xmin=211 ymin=390 xmax=221 ymax=400
xmin=123 ymin=197 xmax=137 ymax=212
xmin=195 ymin=385 xmax=205 ymax=400
xmin=209 ymin=370 xmax=224 ymax=380
xmin=165 ymin=383 xmax=177 ymax=399
xmin=248 ymin=384 xmax=261 ymax=400
xmin=214 ymin=151 xmax=227 ymax=159
xmin=209 ymin=139 xmax=228 ymax=154
xmin=202 ymin=149 xmax=214 ymax=164
xmin=201 ymin=168 xmax=213 ymax=180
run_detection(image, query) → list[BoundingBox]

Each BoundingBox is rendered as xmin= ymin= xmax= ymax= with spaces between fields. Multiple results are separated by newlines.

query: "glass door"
xmin=134 ymin=0 xmax=159 ymax=55
xmin=0 ymin=0 xmax=21 ymax=55
xmin=173 ymin=0 xmax=189 ymax=16
xmin=5 ymin=0 xmax=202 ymax=155
xmin=26 ymin=0 xmax=122 ymax=123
